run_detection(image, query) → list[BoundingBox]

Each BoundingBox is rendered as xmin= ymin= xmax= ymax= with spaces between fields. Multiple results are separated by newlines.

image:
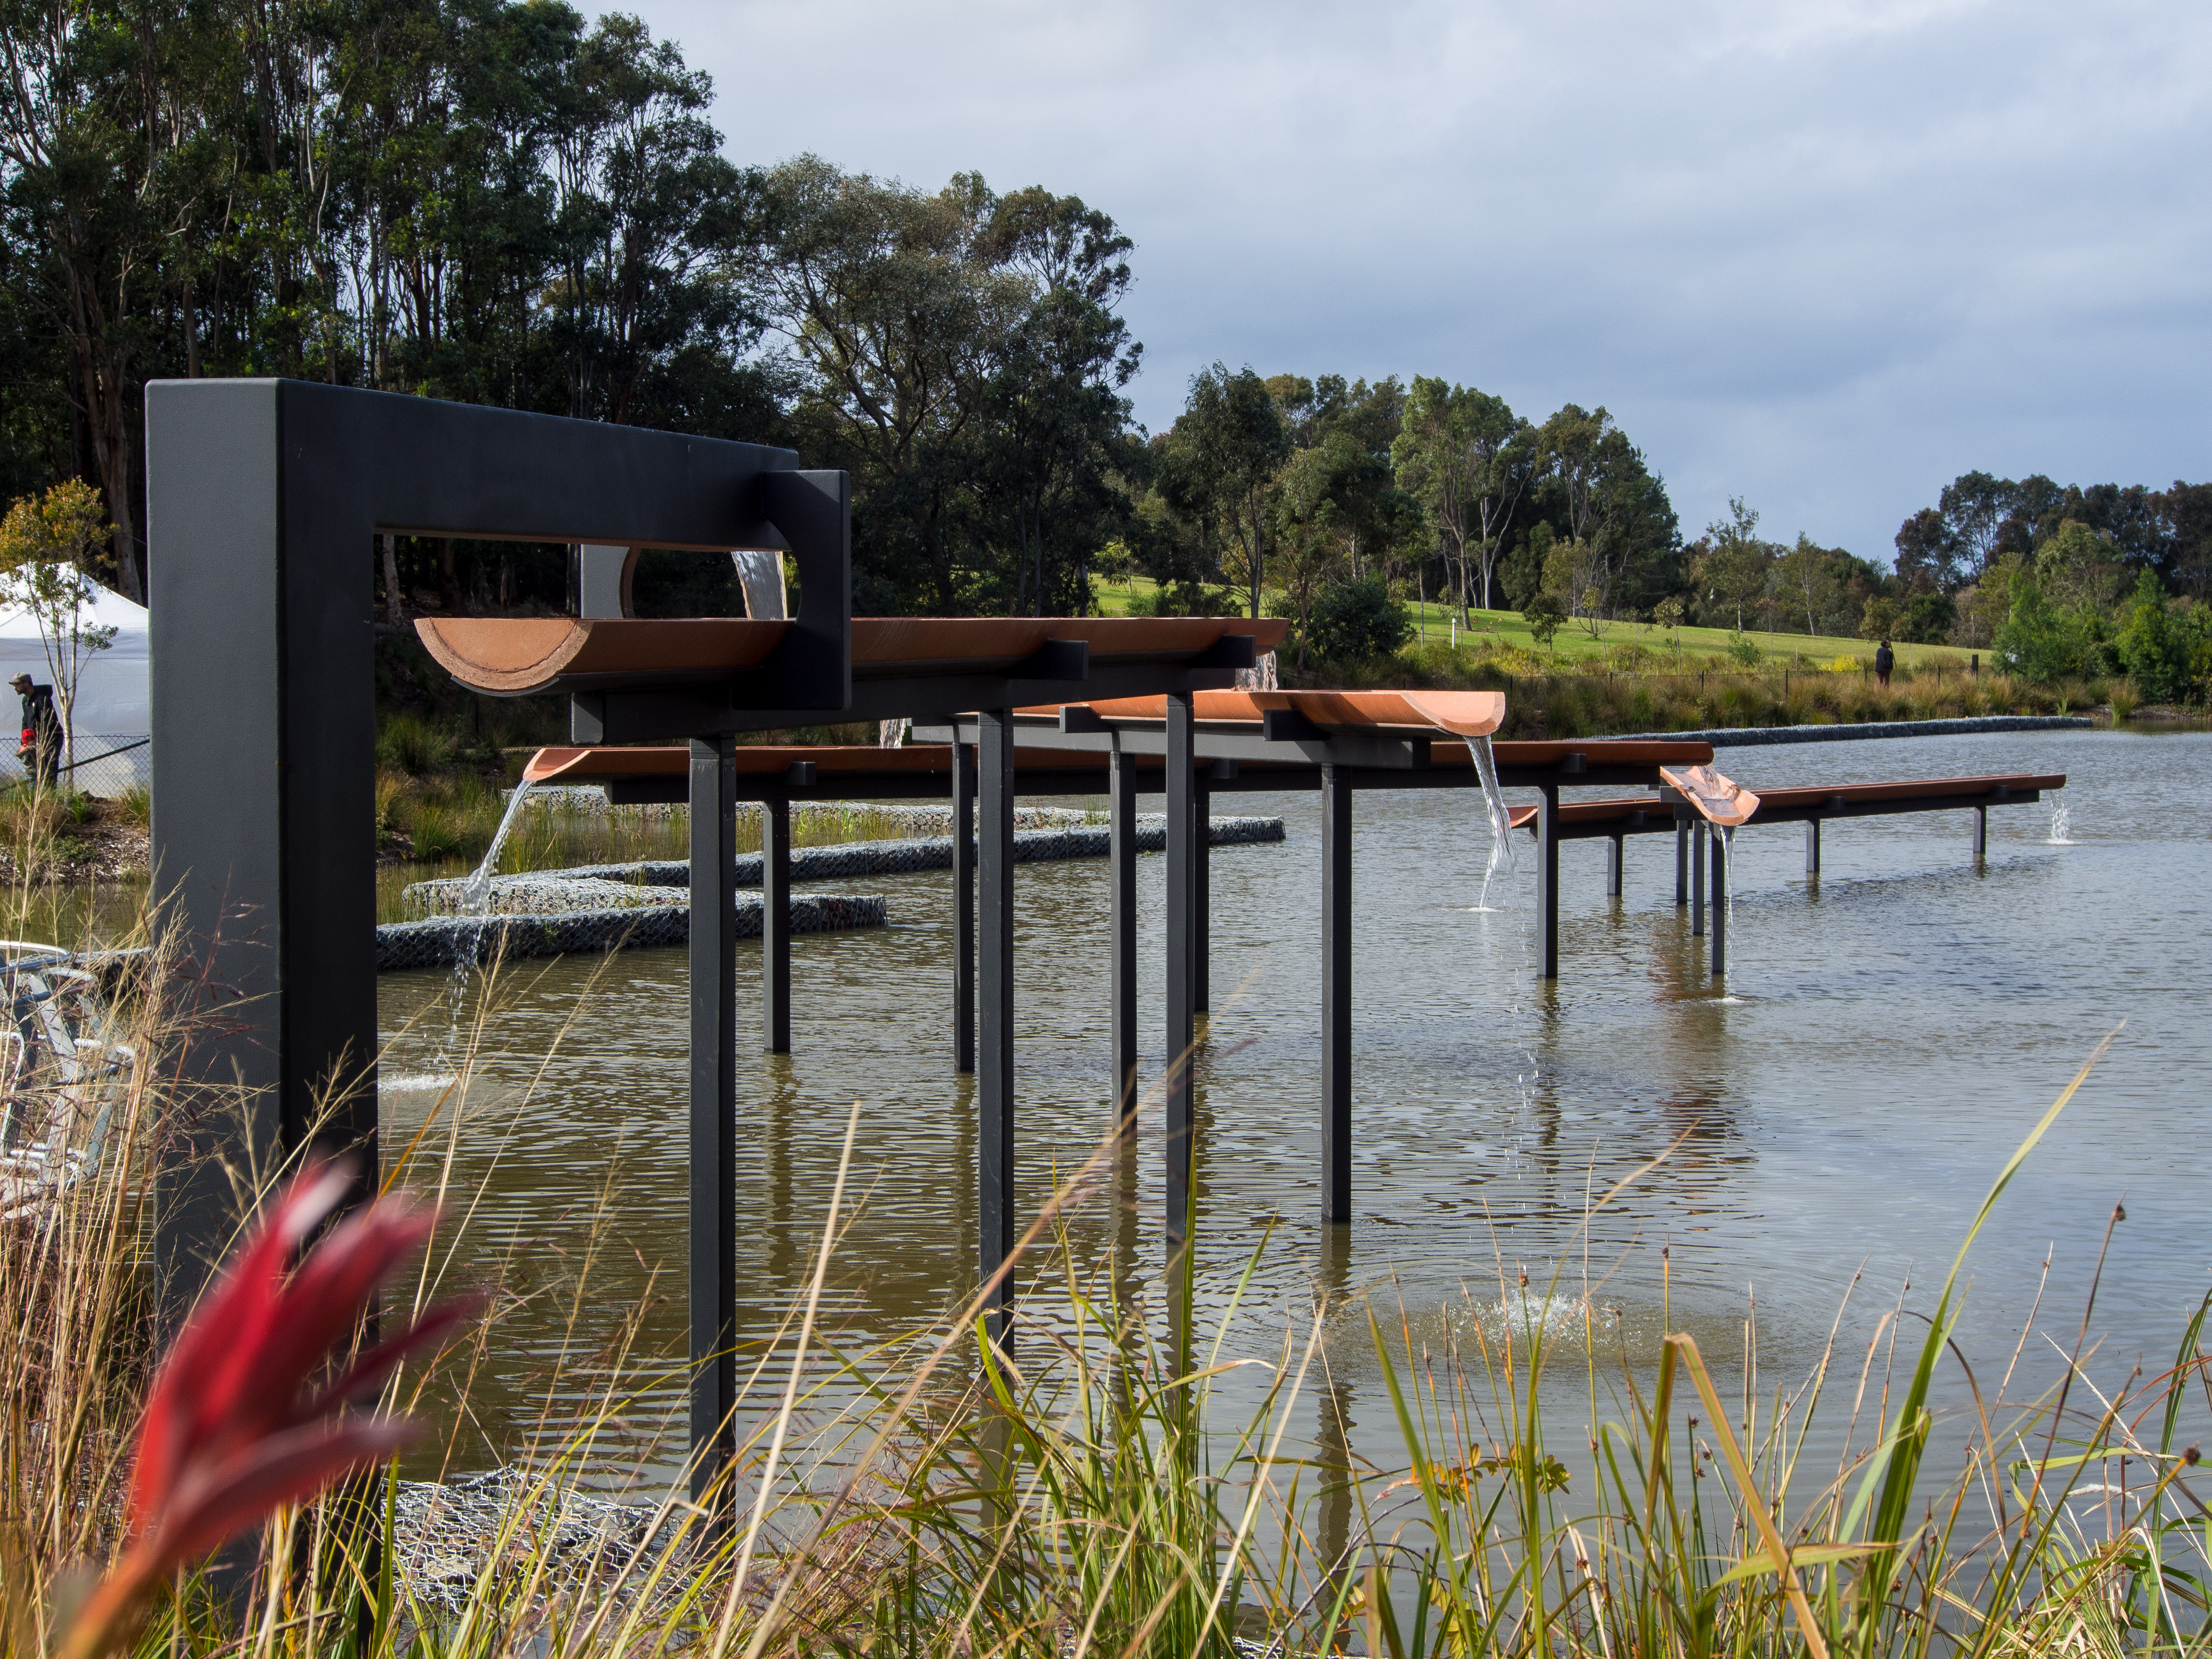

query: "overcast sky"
xmin=617 ymin=0 xmax=2208 ymax=566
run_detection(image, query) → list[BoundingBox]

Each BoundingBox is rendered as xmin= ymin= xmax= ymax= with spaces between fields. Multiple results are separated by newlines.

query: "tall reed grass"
xmin=3 ymin=825 xmax=2199 ymax=1659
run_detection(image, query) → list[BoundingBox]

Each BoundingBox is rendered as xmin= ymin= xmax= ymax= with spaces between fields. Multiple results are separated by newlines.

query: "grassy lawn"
xmin=1089 ymin=575 xmax=1977 ymax=668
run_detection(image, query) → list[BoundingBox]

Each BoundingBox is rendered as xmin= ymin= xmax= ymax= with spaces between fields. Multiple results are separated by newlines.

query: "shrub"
xmin=1724 ymin=632 xmax=1761 ymax=667
xmin=376 ymin=713 xmax=454 ymax=776
xmin=1305 ymin=576 xmax=1410 ymax=665
xmin=1521 ymin=592 xmax=1567 ymax=653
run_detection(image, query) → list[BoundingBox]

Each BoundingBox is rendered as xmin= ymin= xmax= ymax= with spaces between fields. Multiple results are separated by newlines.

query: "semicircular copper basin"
xmin=1050 ymin=687 xmax=1503 ymax=737
xmin=416 ymin=617 xmax=789 ymax=694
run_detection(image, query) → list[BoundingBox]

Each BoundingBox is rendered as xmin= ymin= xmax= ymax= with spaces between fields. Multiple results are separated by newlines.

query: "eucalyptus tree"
xmin=1390 ymin=376 xmax=1532 ymax=616
xmin=1155 ymin=363 xmax=1290 ymax=619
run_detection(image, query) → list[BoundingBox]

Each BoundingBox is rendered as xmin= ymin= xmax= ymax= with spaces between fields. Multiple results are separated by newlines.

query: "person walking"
xmin=1874 ymin=638 xmax=1895 ymax=689
xmin=12 ymin=672 xmax=60 ymax=788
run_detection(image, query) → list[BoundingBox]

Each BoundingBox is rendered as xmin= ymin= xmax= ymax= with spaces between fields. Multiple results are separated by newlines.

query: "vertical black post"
xmin=1165 ymin=692 xmax=1196 ymax=1247
xmin=1320 ymin=765 xmax=1353 ymax=1224
xmin=1537 ymin=783 xmax=1560 ymax=979
xmin=1109 ymin=743 xmax=1139 ymax=1130
xmin=1674 ymin=820 xmax=1689 ymax=905
xmin=688 ymin=734 xmax=738 ymax=1505
xmin=1973 ymin=804 xmax=1987 ymax=862
xmin=952 ymin=737 xmax=976 ymax=1074
xmin=977 ymin=709 xmax=1017 ymax=1337
xmin=1193 ymin=771 xmax=1212 ymax=1016
xmin=762 ymin=796 xmax=791 ymax=1053
xmin=1709 ymin=826 xmax=1727 ymax=980
xmin=1606 ymin=832 xmax=1623 ymax=898
xmin=1805 ymin=818 xmax=1821 ymax=877
xmin=1691 ymin=821 xmax=1707 ymax=937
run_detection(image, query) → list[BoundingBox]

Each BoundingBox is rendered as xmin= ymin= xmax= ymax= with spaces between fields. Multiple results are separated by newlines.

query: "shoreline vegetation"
xmin=6 ymin=905 xmax=2202 ymax=1657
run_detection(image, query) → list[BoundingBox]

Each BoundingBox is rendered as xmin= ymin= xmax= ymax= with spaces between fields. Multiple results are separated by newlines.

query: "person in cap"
xmin=12 ymin=673 xmax=60 ymax=787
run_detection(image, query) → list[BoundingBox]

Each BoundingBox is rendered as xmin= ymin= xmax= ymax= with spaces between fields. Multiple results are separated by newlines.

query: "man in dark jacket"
xmin=1874 ymin=639 xmax=1895 ymax=689
xmin=12 ymin=672 xmax=60 ymax=787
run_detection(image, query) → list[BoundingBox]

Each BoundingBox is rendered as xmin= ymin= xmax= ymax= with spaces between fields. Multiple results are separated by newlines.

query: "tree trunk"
xmin=383 ymin=534 xmax=406 ymax=625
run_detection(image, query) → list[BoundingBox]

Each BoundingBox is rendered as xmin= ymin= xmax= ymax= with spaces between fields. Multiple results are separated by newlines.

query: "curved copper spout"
xmin=1661 ymin=764 xmax=1762 ymax=827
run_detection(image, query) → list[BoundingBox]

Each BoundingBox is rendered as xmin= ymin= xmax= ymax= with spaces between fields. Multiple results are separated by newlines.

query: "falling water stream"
xmin=2048 ymin=799 xmax=2072 ymax=844
xmin=1717 ymin=823 xmax=1739 ymax=999
xmin=1466 ymin=735 xmax=1517 ymax=910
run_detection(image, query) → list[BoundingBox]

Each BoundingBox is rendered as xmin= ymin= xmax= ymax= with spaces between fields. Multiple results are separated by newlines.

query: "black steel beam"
xmin=1692 ymin=821 xmax=1706 ymax=937
xmin=1194 ymin=772 xmax=1212 ymax=1016
xmin=1538 ymin=785 xmax=1560 ymax=979
xmin=1109 ymin=744 xmax=1139 ymax=1130
xmin=953 ymin=742 xmax=976 ymax=1075
xmin=687 ymin=735 xmax=738 ymax=1506
xmin=578 ymin=658 xmax=1259 ymax=744
xmin=1710 ymin=829 xmax=1728 ymax=980
xmin=1164 ymin=692 xmax=1195 ymax=1248
xmin=762 ymin=797 xmax=791 ymax=1053
xmin=144 ymin=377 xmax=832 ymax=1328
xmin=977 ymin=710 xmax=1016 ymax=1338
xmin=1320 ymin=766 xmax=1352 ymax=1223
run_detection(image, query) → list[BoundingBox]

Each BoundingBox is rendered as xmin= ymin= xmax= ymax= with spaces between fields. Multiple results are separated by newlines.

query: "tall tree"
xmin=1389 ymin=377 xmax=1532 ymax=616
xmin=1155 ymin=363 xmax=1290 ymax=619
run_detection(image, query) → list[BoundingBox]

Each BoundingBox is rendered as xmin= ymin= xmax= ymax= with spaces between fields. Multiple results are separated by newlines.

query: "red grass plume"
xmin=57 ymin=1159 xmax=478 ymax=1659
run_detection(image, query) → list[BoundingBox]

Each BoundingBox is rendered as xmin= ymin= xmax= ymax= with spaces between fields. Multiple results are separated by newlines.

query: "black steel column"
xmin=1193 ymin=772 xmax=1212 ymax=1016
xmin=1675 ymin=821 xmax=1689 ymax=905
xmin=1691 ymin=821 xmax=1707 ymax=937
xmin=762 ymin=796 xmax=791 ymax=1053
xmin=977 ymin=709 xmax=1017 ymax=1334
xmin=1606 ymin=832 xmax=1624 ymax=898
xmin=952 ymin=739 xmax=976 ymax=1074
xmin=1165 ymin=692 xmax=1196 ymax=1246
xmin=688 ymin=734 xmax=738 ymax=1503
xmin=1109 ymin=743 xmax=1139 ymax=1130
xmin=1537 ymin=784 xmax=1560 ymax=979
xmin=1320 ymin=764 xmax=1353 ymax=1224
xmin=1805 ymin=818 xmax=1821 ymax=877
xmin=1709 ymin=827 xmax=1727 ymax=980
xmin=1973 ymin=805 xmax=1987 ymax=861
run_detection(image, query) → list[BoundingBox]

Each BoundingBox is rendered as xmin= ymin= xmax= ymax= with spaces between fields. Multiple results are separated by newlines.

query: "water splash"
xmin=2047 ymin=801 xmax=2072 ymax=844
xmin=1467 ymin=735 xmax=1517 ymax=911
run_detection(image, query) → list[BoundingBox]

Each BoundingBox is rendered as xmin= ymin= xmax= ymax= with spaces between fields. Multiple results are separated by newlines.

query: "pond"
xmin=377 ymin=726 xmax=2212 ymax=1496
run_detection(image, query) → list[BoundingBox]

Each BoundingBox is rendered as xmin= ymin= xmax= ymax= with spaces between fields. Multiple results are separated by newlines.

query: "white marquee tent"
xmin=0 ymin=583 xmax=150 ymax=786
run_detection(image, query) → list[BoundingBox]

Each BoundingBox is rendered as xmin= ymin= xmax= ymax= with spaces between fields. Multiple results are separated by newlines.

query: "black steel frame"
xmin=145 ymin=378 xmax=1263 ymax=1507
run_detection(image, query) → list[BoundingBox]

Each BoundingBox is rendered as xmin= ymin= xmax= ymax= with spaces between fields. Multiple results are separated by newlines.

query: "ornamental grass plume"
xmin=54 ymin=1159 xmax=479 ymax=1659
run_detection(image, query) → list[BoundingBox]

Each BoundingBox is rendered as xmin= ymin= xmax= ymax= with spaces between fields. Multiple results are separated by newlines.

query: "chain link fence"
xmin=0 ymin=734 xmax=150 ymax=798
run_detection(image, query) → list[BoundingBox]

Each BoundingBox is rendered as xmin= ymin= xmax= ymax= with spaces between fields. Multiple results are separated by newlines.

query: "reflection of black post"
xmin=1109 ymin=743 xmax=1139 ymax=1130
xmin=762 ymin=797 xmax=791 ymax=1053
xmin=1675 ymin=820 xmax=1689 ymax=904
xmin=1691 ymin=821 xmax=1706 ymax=937
xmin=1538 ymin=783 xmax=1560 ymax=978
xmin=688 ymin=734 xmax=738 ymax=1506
xmin=1321 ymin=765 xmax=1352 ymax=1223
xmin=1194 ymin=771 xmax=1212 ymax=1016
xmin=1804 ymin=818 xmax=1821 ymax=878
xmin=952 ymin=740 xmax=975 ymax=1074
xmin=978 ymin=709 xmax=1016 ymax=1339
xmin=1710 ymin=827 xmax=1727 ymax=980
xmin=1165 ymin=692 xmax=1195 ymax=1248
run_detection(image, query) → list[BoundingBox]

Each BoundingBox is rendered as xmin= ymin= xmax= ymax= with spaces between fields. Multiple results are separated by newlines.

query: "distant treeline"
xmin=2 ymin=0 xmax=2206 ymax=678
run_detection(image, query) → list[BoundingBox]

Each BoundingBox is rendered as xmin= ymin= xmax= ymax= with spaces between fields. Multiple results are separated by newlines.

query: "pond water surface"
xmin=378 ymin=726 xmax=2212 ymax=1495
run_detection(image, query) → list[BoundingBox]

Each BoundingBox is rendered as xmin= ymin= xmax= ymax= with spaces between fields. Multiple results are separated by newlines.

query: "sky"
xmin=613 ymin=0 xmax=2210 ymax=566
